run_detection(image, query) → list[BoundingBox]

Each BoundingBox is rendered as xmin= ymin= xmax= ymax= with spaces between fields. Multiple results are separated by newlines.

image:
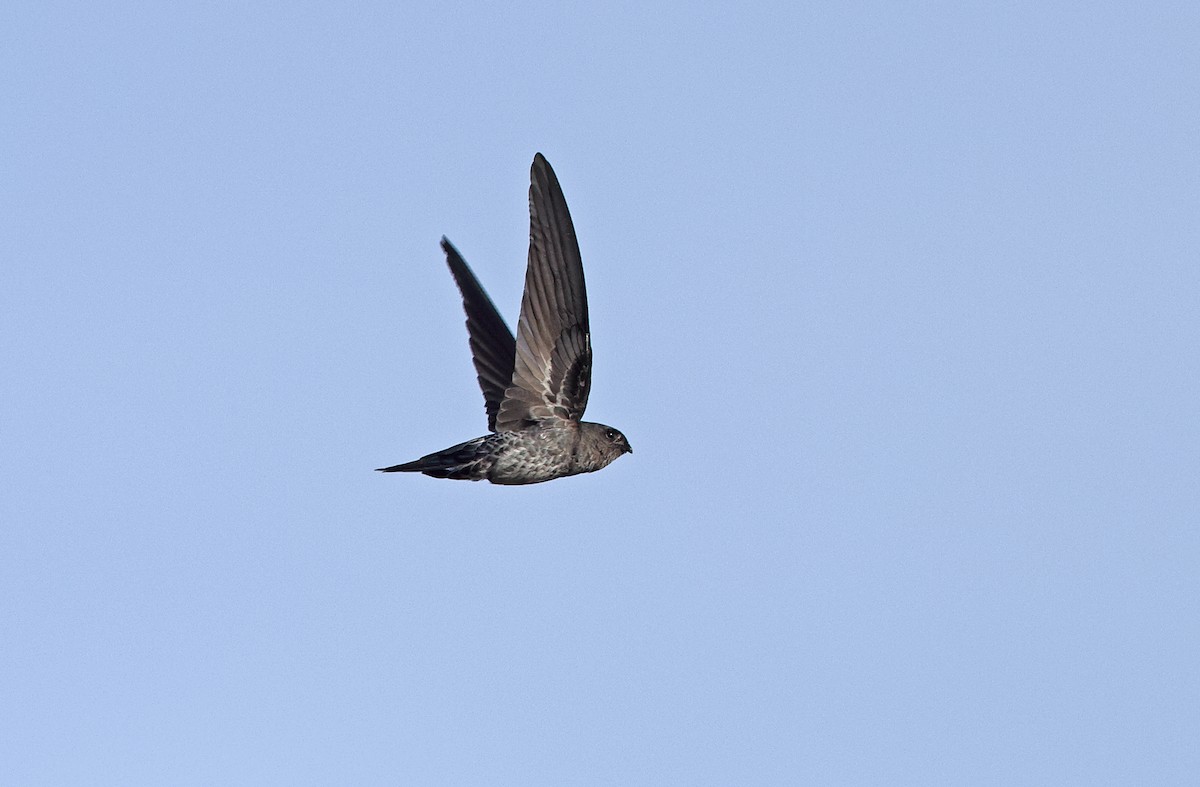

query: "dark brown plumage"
xmin=378 ymin=154 xmax=631 ymax=484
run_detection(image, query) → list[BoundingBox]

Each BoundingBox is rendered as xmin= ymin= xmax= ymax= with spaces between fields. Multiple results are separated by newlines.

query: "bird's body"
xmin=378 ymin=154 xmax=631 ymax=485
xmin=380 ymin=421 xmax=629 ymax=485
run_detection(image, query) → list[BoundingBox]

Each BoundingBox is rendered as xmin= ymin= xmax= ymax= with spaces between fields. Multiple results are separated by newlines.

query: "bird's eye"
xmin=605 ymin=429 xmax=617 ymax=441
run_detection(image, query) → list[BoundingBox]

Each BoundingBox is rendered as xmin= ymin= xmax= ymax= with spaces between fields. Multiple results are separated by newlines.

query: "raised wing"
xmin=495 ymin=153 xmax=592 ymax=431
xmin=442 ymin=237 xmax=516 ymax=432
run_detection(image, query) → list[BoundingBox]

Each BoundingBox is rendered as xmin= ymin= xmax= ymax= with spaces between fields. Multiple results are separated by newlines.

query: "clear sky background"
xmin=3 ymin=2 xmax=1198 ymax=784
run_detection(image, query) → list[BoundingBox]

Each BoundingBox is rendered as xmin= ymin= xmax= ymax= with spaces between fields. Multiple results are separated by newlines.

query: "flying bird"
xmin=378 ymin=153 xmax=631 ymax=484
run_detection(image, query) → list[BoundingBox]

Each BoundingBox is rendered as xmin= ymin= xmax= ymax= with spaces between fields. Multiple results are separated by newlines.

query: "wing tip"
xmin=532 ymin=152 xmax=554 ymax=182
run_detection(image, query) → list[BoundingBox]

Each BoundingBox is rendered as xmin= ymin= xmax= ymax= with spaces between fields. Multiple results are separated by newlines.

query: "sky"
xmin=2 ymin=1 xmax=1198 ymax=784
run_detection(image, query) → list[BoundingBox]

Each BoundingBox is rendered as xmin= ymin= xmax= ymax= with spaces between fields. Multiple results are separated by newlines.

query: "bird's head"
xmin=581 ymin=422 xmax=633 ymax=465
xmin=602 ymin=425 xmax=632 ymax=456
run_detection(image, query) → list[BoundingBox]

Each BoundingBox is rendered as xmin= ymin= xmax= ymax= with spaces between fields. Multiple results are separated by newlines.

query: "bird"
xmin=377 ymin=153 xmax=632 ymax=484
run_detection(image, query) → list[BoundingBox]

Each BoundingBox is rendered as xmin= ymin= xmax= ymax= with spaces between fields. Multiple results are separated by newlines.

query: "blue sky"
xmin=3 ymin=1 xmax=1198 ymax=783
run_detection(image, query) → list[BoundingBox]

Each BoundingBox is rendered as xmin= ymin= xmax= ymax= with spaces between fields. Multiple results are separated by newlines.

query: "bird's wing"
xmin=442 ymin=237 xmax=516 ymax=432
xmin=496 ymin=153 xmax=592 ymax=431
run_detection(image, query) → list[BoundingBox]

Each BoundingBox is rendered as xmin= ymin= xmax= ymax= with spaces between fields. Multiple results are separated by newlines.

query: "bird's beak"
xmin=625 ymin=443 xmax=633 ymax=455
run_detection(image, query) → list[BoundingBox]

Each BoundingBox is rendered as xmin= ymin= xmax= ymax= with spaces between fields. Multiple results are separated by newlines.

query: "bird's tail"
xmin=376 ymin=437 xmax=494 ymax=481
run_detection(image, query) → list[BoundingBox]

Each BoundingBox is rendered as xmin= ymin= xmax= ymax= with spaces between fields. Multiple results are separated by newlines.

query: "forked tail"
xmin=376 ymin=437 xmax=494 ymax=481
